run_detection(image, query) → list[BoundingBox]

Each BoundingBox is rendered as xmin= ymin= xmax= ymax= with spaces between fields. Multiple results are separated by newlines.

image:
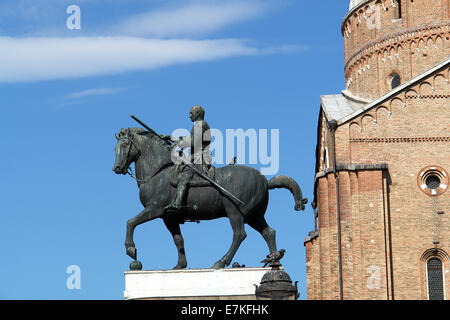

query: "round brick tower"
xmin=342 ymin=0 xmax=449 ymax=100
xmin=304 ymin=0 xmax=450 ymax=300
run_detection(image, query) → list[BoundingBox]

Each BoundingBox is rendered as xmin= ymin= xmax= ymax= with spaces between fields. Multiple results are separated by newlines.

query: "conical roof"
xmin=349 ymin=0 xmax=368 ymax=11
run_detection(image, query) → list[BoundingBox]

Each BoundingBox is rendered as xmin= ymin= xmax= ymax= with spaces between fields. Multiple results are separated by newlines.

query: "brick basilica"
xmin=304 ymin=0 xmax=450 ymax=300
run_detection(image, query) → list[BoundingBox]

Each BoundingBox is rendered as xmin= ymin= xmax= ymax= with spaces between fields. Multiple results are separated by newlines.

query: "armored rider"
xmin=161 ymin=105 xmax=212 ymax=211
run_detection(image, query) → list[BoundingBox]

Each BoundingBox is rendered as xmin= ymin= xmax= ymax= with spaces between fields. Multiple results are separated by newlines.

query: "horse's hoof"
xmin=130 ymin=260 xmax=143 ymax=271
xmin=212 ymin=261 xmax=226 ymax=269
xmin=126 ymin=247 xmax=137 ymax=260
xmin=173 ymin=264 xmax=187 ymax=270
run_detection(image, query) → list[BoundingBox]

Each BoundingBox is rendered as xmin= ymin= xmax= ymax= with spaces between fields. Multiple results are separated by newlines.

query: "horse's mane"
xmin=127 ymin=127 xmax=172 ymax=155
xmin=127 ymin=127 xmax=147 ymax=134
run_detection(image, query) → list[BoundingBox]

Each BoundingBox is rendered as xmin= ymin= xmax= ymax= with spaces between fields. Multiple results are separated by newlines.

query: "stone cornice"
xmin=350 ymin=137 xmax=450 ymax=143
xmin=315 ymin=163 xmax=388 ymax=181
xmin=342 ymin=89 xmax=372 ymax=104
xmin=341 ymin=0 xmax=374 ymax=35
xmin=339 ymin=58 xmax=450 ymax=125
xmin=304 ymin=230 xmax=319 ymax=244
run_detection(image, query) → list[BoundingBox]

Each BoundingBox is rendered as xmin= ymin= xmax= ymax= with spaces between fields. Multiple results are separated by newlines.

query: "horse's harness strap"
xmin=127 ymin=161 xmax=174 ymax=185
xmin=127 ymin=167 xmax=147 ymax=184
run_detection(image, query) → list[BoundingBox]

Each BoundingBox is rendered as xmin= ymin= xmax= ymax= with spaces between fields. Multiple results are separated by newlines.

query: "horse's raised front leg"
xmin=213 ymin=202 xmax=247 ymax=269
xmin=125 ymin=206 xmax=164 ymax=269
xmin=163 ymin=217 xmax=187 ymax=270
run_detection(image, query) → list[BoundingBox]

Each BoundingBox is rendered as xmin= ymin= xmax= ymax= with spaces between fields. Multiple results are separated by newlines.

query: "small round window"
xmin=426 ymin=175 xmax=441 ymax=190
xmin=418 ymin=166 xmax=448 ymax=196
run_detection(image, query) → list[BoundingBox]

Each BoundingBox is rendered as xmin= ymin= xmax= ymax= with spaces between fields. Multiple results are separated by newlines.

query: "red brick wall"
xmin=306 ymin=64 xmax=450 ymax=300
xmin=346 ymin=67 xmax=450 ymax=300
xmin=307 ymin=169 xmax=391 ymax=299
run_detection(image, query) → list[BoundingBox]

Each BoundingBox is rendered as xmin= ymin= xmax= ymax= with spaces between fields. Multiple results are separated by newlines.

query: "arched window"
xmin=427 ymin=258 xmax=444 ymax=300
xmin=391 ymin=74 xmax=401 ymax=89
xmin=322 ymin=147 xmax=329 ymax=169
xmin=393 ymin=0 xmax=402 ymax=19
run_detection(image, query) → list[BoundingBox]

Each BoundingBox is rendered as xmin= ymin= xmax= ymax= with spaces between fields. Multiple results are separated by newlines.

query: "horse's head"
xmin=112 ymin=128 xmax=138 ymax=175
xmin=113 ymin=127 xmax=174 ymax=178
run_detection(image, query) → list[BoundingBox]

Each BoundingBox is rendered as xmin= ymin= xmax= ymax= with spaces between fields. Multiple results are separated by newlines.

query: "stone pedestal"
xmin=124 ymin=267 xmax=271 ymax=300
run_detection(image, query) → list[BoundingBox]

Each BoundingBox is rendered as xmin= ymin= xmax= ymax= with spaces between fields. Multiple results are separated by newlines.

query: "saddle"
xmin=170 ymin=163 xmax=216 ymax=188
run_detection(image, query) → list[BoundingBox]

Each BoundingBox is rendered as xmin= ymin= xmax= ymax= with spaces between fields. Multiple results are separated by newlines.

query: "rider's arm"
xmin=161 ymin=134 xmax=190 ymax=148
xmin=177 ymin=136 xmax=191 ymax=148
xmin=161 ymin=134 xmax=180 ymax=142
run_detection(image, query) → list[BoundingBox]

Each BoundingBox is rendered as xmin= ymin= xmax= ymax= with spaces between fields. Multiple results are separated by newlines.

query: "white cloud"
xmin=0 ymin=36 xmax=260 ymax=83
xmin=6 ymin=0 xmax=286 ymax=38
xmin=113 ymin=1 xmax=275 ymax=37
xmin=0 ymin=1 xmax=305 ymax=83
xmin=65 ymin=87 xmax=128 ymax=99
xmin=260 ymin=44 xmax=309 ymax=55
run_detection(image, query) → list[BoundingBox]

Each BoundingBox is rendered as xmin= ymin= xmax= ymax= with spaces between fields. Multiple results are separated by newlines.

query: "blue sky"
xmin=0 ymin=0 xmax=349 ymax=299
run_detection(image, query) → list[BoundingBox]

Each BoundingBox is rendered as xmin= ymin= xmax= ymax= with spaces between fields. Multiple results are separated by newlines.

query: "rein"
xmin=127 ymin=162 xmax=174 ymax=185
xmin=127 ymin=166 xmax=148 ymax=184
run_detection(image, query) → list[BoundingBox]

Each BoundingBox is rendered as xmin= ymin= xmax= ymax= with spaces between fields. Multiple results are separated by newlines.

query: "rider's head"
xmin=189 ymin=105 xmax=205 ymax=122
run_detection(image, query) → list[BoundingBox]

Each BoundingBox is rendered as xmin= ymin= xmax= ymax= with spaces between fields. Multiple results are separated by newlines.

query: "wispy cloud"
xmin=0 ymin=0 xmax=305 ymax=83
xmin=260 ymin=44 xmax=309 ymax=55
xmin=0 ymin=36 xmax=261 ymax=83
xmin=14 ymin=0 xmax=287 ymax=38
xmin=113 ymin=0 xmax=277 ymax=38
xmin=65 ymin=87 xmax=128 ymax=99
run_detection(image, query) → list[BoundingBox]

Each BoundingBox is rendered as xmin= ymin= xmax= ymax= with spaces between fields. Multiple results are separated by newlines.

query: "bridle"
xmin=117 ymin=130 xmax=174 ymax=185
xmin=126 ymin=166 xmax=148 ymax=184
xmin=117 ymin=133 xmax=141 ymax=181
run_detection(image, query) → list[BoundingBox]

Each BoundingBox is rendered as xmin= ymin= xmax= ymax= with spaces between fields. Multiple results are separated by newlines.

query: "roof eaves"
xmin=337 ymin=58 xmax=450 ymax=126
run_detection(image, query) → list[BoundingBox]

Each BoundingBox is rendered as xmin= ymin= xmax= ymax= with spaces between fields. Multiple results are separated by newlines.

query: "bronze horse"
xmin=113 ymin=127 xmax=307 ymax=270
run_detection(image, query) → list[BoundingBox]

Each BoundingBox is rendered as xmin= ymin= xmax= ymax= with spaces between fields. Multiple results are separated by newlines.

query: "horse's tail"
xmin=268 ymin=175 xmax=308 ymax=211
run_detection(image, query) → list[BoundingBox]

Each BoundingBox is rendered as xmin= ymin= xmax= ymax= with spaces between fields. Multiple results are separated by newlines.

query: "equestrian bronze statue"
xmin=113 ymin=107 xmax=308 ymax=270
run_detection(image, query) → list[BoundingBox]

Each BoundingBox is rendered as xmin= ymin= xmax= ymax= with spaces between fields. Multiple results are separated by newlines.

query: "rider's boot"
xmin=165 ymin=183 xmax=187 ymax=211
